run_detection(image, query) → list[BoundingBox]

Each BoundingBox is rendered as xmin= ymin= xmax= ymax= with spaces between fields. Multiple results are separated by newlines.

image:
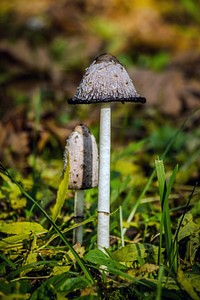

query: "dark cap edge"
xmin=68 ymin=96 xmax=146 ymax=104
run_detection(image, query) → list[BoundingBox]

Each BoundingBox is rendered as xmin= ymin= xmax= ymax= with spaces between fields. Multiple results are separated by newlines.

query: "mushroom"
xmin=63 ymin=124 xmax=98 ymax=245
xmin=68 ymin=53 xmax=146 ymax=251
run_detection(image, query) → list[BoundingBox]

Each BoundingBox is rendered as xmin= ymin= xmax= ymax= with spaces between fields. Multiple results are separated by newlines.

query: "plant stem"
xmin=73 ymin=190 xmax=84 ymax=245
xmin=119 ymin=206 xmax=125 ymax=247
xmin=97 ymin=103 xmax=111 ymax=252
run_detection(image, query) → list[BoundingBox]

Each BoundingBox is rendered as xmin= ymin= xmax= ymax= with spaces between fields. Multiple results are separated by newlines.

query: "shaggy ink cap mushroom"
xmin=63 ymin=124 xmax=98 ymax=190
xmin=67 ymin=53 xmax=146 ymax=251
xmin=63 ymin=124 xmax=98 ymax=245
xmin=68 ymin=53 xmax=146 ymax=104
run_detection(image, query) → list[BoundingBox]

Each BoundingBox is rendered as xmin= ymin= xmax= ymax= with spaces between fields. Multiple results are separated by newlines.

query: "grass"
xmin=0 ymin=109 xmax=199 ymax=299
xmin=0 ymin=163 xmax=94 ymax=285
xmin=155 ymin=159 xmax=178 ymax=274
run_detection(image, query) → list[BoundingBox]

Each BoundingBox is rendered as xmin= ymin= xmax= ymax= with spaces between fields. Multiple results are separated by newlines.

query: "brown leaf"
xmin=130 ymin=69 xmax=182 ymax=114
xmin=8 ymin=131 xmax=29 ymax=154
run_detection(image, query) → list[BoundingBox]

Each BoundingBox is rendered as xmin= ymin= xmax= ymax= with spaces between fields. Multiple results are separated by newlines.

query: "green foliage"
xmin=137 ymin=52 xmax=171 ymax=71
xmin=85 ymin=249 xmax=129 ymax=275
xmin=89 ymin=17 xmax=125 ymax=53
xmin=112 ymin=243 xmax=163 ymax=264
xmin=177 ymin=268 xmax=199 ymax=300
xmin=178 ymin=213 xmax=200 ymax=265
xmin=181 ymin=0 xmax=200 ymax=22
xmin=50 ymin=38 xmax=69 ymax=62
xmin=178 ymin=213 xmax=199 ymax=242
xmin=149 ymin=126 xmax=186 ymax=152
xmin=0 ymin=278 xmax=32 ymax=299
xmin=0 ymin=112 xmax=200 ymax=299
xmin=30 ymin=274 xmax=88 ymax=300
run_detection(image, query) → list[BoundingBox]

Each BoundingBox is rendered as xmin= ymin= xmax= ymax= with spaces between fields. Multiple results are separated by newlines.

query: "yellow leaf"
xmin=67 ymin=244 xmax=85 ymax=263
xmin=0 ymin=222 xmax=47 ymax=235
xmin=177 ymin=268 xmax=199 ymax=300
xmin=112 ymin=243 xmax=163 ymax=263
xmin=113 ymin=159 xmax=138 ymax=176
xmin=10 ymin=197 xmax=27 ymax=209
xmin=0 ymin=234 xmax=30 ymax=250
xmin=52 ymin=156 xmax=70 ymax=222
xmin=190 ymin=275 xmax=200 ymax=292
xmin=51 ymin=265 xmax=71 ymax=276
xmin=138 ymin=263 xmax=159 ymax=275
xmin=178 ymin=213 xmax=199 ymax=241
xmin=21 ymin=235 xmax=38 ymax=276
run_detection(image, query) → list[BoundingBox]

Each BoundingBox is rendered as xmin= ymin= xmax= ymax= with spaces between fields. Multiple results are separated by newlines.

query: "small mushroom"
xmin=64 ymin=124 xmax=98 ymax=245
xmin=68 ymin=53 xmax=146 ymax=251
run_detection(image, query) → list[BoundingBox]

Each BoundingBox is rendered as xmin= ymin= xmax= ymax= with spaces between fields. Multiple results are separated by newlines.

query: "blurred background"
xmin=0 ymin=0 xmax=200 ymax=182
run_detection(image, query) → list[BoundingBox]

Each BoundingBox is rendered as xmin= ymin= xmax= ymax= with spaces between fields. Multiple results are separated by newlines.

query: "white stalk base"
xmin=98 ymin=212 xmax=110 ymax=251
xmin=73 ymin=190 xmax=84 ymax=245
xmin=97 ymin=103 xmax=111 ymax=252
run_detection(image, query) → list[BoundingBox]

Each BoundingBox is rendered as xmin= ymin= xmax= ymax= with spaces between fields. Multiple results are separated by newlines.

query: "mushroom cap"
xmin=68 ymin=53 xmax=146 ymax=104
xmin=63 ymin=124 xmax=98 ymax=190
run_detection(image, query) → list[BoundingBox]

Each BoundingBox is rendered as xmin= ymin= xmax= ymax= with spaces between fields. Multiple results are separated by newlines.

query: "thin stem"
xmin=119 ymin=206 xmax=125 ymax=247
xmin=97 ymin=103 xmax=111 ymax=251
xmin=73 ymin=190 xmax=84 ymax=245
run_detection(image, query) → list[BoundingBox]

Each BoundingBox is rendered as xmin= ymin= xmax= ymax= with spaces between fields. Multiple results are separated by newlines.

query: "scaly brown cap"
xmin=68 ymin=53 xmax=146 ymax=104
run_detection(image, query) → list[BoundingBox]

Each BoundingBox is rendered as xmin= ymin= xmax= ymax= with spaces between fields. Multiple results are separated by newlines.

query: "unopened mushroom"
xmin=68 ymin=53 xmax=146 ymax=251
xmin=63 ymin=124 xmax=98 ymax=245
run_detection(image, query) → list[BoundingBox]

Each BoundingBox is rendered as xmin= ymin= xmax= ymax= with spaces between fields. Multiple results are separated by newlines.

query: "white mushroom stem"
xmin=97 ymin=103 xmax=111 ymax=251
xmin=73 ymin=190 xmax=84 ymax=245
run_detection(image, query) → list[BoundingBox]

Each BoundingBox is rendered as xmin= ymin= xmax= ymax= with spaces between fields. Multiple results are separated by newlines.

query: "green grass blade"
xmin=123 ymin=170 xmax=155 ymax=234
xmin=156 ymin=265 xmax=165 ymax=300
xmin=155 ymin=158 xmax=166 ymax=204
xmin=155 ymin=159 xmax=166 ymax=266
xmin=7 ymin=260 xmax=58 ymax=280
xmin=158 ymin=211 xmax=164 ymax=266
xmin=155 ymin=159 xmax=178 ymax=274
xmin=164 ymin=164 xmax=179 ymax=273
xmin=0 ymin=253 xmax=17 ymax=270
xmin=119 ymin=206 xmax=124 ymax=247
xmin=0 ymin=163 xmax=95 ymax=284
